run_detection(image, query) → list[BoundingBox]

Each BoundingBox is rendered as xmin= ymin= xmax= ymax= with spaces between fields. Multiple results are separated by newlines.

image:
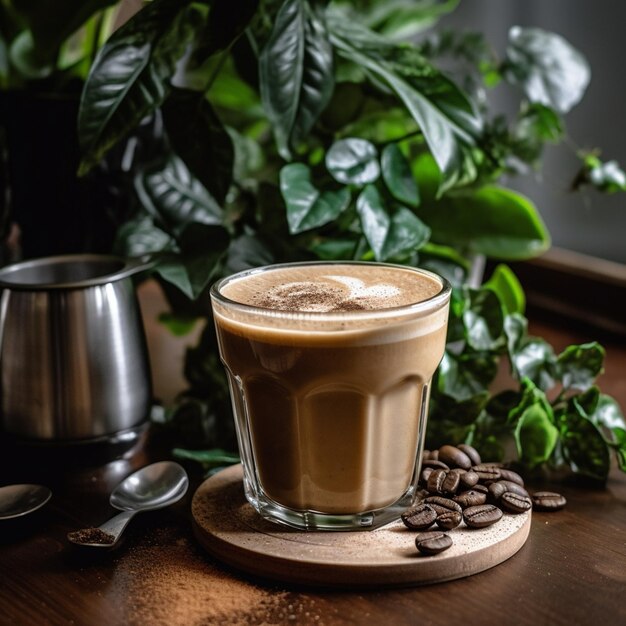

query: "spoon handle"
xmin=98 ymin=509 xmax=137 ymax=541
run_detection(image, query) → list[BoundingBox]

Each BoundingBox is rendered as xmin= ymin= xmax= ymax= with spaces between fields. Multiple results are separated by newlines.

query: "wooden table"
xmin=1 ymin=319 xmax=625 ymax=626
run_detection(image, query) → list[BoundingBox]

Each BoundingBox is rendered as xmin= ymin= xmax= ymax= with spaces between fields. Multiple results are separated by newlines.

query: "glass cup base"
xmin=243 ymin=478 xmax=416 ymax=531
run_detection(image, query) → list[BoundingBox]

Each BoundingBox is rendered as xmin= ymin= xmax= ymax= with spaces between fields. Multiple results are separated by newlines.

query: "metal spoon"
xmin=0 ymin=484 xmax=52 ymax=520
xmin=67 ymin=461 xmax=188 ymax=548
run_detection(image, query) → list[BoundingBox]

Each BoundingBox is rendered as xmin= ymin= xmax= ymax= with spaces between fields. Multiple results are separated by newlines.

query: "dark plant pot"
xmin=0 ymin=89 xmax=115 ymax=259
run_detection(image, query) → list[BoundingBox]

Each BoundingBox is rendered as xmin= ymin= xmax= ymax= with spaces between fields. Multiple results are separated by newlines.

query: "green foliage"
xmin=24 ymin=0 xmax=620 ymax=483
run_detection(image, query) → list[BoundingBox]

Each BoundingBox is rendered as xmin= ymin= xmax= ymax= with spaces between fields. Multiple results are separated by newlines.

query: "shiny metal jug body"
xmin=0 ymin=255 xmax=152 ymax=441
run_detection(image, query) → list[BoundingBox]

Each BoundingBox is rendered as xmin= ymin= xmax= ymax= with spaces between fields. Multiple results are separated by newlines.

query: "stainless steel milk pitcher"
xmin=0 ymin=254 xmax=153 ymax=440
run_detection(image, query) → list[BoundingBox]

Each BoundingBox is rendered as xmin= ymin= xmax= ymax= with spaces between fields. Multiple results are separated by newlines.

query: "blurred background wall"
xmin=441 ymin=0 xmax=626 ymax=264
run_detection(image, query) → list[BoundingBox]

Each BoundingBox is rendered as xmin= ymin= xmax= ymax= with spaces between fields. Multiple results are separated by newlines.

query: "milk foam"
xmin=221 ymin=263 xmax=442 ymax=313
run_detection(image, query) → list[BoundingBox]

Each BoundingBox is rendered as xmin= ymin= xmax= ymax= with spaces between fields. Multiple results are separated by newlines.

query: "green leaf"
xmin=158 ymin=312 xmax=199 ymax=337
xmin=162 ymin=89 xmax=234 ymax=204
xmin=224 ymin=234 xmax=275 ymax=275
xmin=504 ymin=314 xmax=557 ymax=391
xmin=329 ymin=22 xmax=475 ymax=184
xmin=612 ymin=428 xmax=626 ymax=471
xmin=280 ymin=163 xmax=350 ymax=234
xmin=381 ymin=143 xmax=420 ymax=207
xmin=135 ymin=154 xmax=223 ymax=238
xmin=559 ymin=405 xmax=611 ymax=481
xmin=114 ymin=215 xmax=174 ymax=258
xmin=417 ymin=186 xmax=550 ymax=260
xmin=507 ymin=377 xmax=553 ymax=426
xmin=155 ymin=224 xmax=230 ymax=300
xmin=78 ymin=0 xmax=200 ymax=174
xmin=557 ymin=342 xmax=605 ymax=391
xmin=514 ymin=404 xmax=558 ymax=469
xmin=309 ymin=238 xmax=358 ymax=260
xmin=437 ymin=350 xmax=498 ymax=401
xmin=587 ymin=159 xmax=626 ymax=193
xmin=484 ymin=264 xmax=525 ymax=315
xmin=172 ymin=447 xmax=240 ymax=470
xmin=505 ymin=26 xmax=590 ymax=114
xmin=463 ymin=288 xmax=504 ymax=351
xmin=362 ymin=0 xmax=460 ymax=40
xmin=594 ymin=394 xmax=626 ymax=431
xmin=14 ymin=0 xmax=117 ymax=59
xmin=326 ymin=138 xmax=380 ymax=185
xmin=356 ymin=185 xmax=430 ymax=261
xmin=259 ymin=0 xmax=334 ymax=159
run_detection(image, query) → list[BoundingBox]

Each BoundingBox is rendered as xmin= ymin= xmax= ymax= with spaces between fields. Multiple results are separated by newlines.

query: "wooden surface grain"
xmin=0 ymin=319 xmax=625 ymax=626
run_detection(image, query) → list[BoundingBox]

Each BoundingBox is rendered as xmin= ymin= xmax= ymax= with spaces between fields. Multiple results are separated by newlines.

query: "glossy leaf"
xmin=162 ymin=89 xmax=234 ymax=204
xmin=224 ymin=234 xmax=275 ymax=275
xmin=155 ymin=223 xmax=230 ymax=300
xmin=135 ymin=154 xmax=222 ymax=237
xmin=381 ymin=143 xmax=420 ymax=207
xmin=14 ymin=0 xmax=116 ymax=58
xmin=504 ymin=314 xmax=557 ymax=391
xmin=326 ymin=138 xmax=380 ymax=185
xmin=557 ymin=342 xmax=605 ymax=391
xmin=115 ymin=215 xmax=174 ymax=258
xmin=329 ymin=22 xmax=475 ymax=183
xmin=514 ymin=404 xmax=558 ymax=469
xmin=438 ymin=350 xmax=498 ymax=401
xmin=356 ymin=184 xmax=430 ymax=261
xmin=463 ymin=288 xmax=504 ymax=351
xmin=416 ymin=186 xmax=550 ymax=260
xmin=309 ymin=238 xmax=358 ymax=260
xmin=78 ymin=0 xmax=200 ymax=174
xmin=259 ymin=0 xmax=334 ymax=158
xmin=505 ymin=26 xmax=590 ymax=114
xmin=280 ymin=163 xmax=350 ymax=233
xmin=593 ymin=394 xmax=626 ymax=431
xmin=362 ymin=0 xmax=460 ymax=40
xmin=484 ymin=264 xmax=525 ymax=315
xmin=559 ymin=405 xmax=611 ymax=481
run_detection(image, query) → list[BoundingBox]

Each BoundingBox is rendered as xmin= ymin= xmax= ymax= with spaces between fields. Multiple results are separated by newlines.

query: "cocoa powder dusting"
xmin=108 ymin=525 xmax=311 ymax=626
xmin=68 ymin=527 xmax=115 ymax=545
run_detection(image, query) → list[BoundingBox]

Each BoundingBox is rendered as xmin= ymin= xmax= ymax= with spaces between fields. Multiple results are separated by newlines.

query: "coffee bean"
xmin=424 ymin=496 xmax=463 ymax=515
xmin=457 ymin=443 xmax=482 ymax=466
xmin=422 ymin=450 xmax=432 ymax=461
xmin=415 ymin=531 xmax=453 ymax=555
xmin=415 ymin=488 xmax=430 ymax=502
xmin=488 ymin=480 xmax=529 ymax=501
xmin=498 ymin=468 xmax=524 ymax=486
xmin=420 ymin=467 xmax=433 ymax=485
xmin=438 ymin=445 xmax=472 ymax=470
xmin=463 ymin=504 xmax=503 ymax=528
xmin=500 ymin=491 xmax=532 ymax=514
xmin=472 ymin=465 xmax=501 ymax=482
xmin=421 ymin=459 xmax=450 ymax=471
xmin=532 ymin=491 xmax=567 ymax=511
xmin=441 ymin=471 xmax=461 ymax=495
xmin=471 ymin=484 xmax=489 ymax=495
xmin=430 ymin=450 xmax=439 ymax=461
xmin=426 ymin=469 xmax=447 ymax=494
xmin=453 ymin=489 xmax=487 ymax=509
xmin=436 ymin=510 xmax=462 ymax=530
xmin=401 ymin=504 xmax=437 ymax=530
xmin=459 ymin=470 xmax=479 ymax=489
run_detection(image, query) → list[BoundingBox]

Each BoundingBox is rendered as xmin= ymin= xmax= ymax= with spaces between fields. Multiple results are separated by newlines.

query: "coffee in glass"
xmin=210 ymin=262 xmax=451 ymax=530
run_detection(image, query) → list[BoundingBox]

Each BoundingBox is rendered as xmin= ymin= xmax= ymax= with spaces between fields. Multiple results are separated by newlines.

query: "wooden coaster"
xmin=191 ymin=465 xmax=531 ymax=588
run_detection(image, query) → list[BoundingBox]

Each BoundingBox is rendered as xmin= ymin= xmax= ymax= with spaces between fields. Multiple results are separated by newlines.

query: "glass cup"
xmin=210 ymin=261 xmax=451 ymax=531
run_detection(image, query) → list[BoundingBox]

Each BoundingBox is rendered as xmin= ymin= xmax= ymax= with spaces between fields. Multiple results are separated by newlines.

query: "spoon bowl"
xmin=110 ymin=461 xmax=189 ymax=511
xmin=67 ymin=462 xmax=188 ymax=548
xmin=0 ymin=484 xmax=52 ymax=520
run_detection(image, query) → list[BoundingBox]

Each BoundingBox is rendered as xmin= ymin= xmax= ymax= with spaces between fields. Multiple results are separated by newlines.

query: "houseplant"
xmin=6 ymin=0 xmax=626 ymax=480
xmin=0 ymin=1 xmax=122 ymax=259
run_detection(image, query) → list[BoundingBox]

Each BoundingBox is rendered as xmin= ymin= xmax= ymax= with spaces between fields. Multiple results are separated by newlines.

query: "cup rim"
xmin=0 ymin=254 xmax=147 ymax=290
xmin=210 ymin=260 xmax=452 ymax=323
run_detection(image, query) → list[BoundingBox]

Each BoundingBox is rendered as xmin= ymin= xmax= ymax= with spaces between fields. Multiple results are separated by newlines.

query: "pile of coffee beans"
xmin=403 ymin=443 xmax=567 ymax=556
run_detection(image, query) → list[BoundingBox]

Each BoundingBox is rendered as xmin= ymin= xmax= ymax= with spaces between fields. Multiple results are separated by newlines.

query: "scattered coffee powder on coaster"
xmin=68 ymin=527 xmax=115 ymax=545
xmin=109 ymin=525 xmax=297 ymax=626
